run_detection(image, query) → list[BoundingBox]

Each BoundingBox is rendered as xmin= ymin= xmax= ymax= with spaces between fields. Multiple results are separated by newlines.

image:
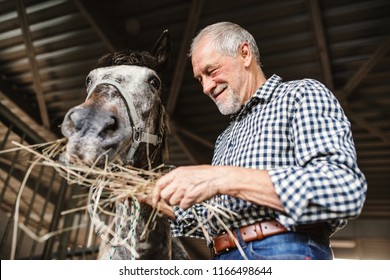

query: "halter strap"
xmin=86 ymin=79 xmax=162 ymax=163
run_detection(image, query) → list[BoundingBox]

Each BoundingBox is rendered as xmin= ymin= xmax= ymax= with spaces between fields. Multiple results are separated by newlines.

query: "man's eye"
xmin=208 ymin=68 xmax=217 ymax=76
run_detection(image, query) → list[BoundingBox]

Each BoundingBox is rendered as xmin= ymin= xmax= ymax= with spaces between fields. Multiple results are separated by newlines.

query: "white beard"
xmin=211 ymin=84 xmax=242 ymax=115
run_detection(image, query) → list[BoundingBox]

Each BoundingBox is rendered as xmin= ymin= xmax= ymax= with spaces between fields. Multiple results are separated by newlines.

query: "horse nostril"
xmin=70 ymin=111 xmax=82 ymax=131
xmin=99 ymin=116 xmax=118 ymax=137
xmin=62 ymin=109 xmax=77 ymax=137
xmin=68 ymin=110 xmax=85 ymax=131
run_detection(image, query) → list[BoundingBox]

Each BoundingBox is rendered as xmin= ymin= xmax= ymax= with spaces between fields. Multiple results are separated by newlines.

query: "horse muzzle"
xmin=60 ymin=105 xmax=127 ymax=165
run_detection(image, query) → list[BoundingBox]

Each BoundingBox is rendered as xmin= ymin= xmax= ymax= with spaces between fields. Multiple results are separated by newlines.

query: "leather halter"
xmin=86 ymin=79 xmax=163 ymax=164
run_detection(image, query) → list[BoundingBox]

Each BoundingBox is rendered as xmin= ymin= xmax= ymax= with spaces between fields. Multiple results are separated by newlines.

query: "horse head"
xmin=61 ymin=31 xmax=170 ymax=168
xmin=59 ymin=31 xmax=190 ymax=260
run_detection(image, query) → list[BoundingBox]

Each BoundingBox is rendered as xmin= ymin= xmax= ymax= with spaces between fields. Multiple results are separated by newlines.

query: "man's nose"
xmin=202 ymin=77 xmax=216 ymax=95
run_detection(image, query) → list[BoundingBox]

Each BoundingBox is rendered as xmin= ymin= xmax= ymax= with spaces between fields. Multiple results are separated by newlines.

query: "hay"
xmin=4 ymin=139 xmax=245 ymax=259
xmin=9 ymin=138 xmax=166 ymax=205
xmin=8 ymin=139 xmax=168 ymax=259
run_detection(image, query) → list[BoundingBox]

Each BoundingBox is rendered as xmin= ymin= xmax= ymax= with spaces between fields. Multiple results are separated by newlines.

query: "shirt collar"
xmin=231 ymin=74 xmax=283 ymax=120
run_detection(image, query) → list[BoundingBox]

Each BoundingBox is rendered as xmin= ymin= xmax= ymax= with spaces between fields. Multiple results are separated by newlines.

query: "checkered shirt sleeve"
xmin=169 ymin=75 xmax=367 ymax=238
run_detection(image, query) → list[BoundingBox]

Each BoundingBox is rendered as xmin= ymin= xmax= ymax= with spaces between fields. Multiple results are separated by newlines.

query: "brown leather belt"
xmin=213 ymin=220 xmax=330 ymax=255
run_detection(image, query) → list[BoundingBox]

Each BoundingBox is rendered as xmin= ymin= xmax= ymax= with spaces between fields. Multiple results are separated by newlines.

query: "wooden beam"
xmin=166 ymin=0 xmax=204 ymax=115
xmin=306 ymin=0 xmax=334 ymax=90
xmin=344 ymin=107 xmax=390 ymax=144
xmin=338 ymin=37 xmax=390 ymax=101
xmin=172 ymin=131 xmax=200 ymax=164
xmin=16 ymin=0 xmax=50 ymax=129
xmin=0 ymin=77 xmax=40 ymax=121
xmin=0 ymin=91 xmax=57 ymax=142
xmin=336 ymin=37 xmax=390 ymax=143
xmin=170 ymin=120 xmax=214 ymax=149
xmin=0 ymin=104 xmax=44 ymax=144
xmin=73 ymin=0 xmax=124 ymax=52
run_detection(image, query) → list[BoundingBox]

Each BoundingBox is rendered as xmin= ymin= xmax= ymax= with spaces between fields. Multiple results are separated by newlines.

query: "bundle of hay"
xmin=4 ymin=139 xmax=244 ymax=259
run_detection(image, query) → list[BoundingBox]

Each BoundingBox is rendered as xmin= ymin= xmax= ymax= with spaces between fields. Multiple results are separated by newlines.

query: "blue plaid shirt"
xmin=170 ymin=74 xmax=367 ymax=239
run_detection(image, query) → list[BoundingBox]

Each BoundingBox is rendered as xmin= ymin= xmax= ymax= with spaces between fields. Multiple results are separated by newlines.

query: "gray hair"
xmin=189 ymin=22 xmax=261 ymax=66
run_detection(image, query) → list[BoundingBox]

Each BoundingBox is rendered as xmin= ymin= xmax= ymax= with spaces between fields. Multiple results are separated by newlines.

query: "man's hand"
xmin=151 ymin=164 xmax=285 ymax=213
xmin=153 ymin=165 xmax=221 ymax=210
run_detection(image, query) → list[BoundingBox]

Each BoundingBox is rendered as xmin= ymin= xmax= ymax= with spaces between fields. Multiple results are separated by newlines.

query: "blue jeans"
xmin=213 ymin=230 xmax=333 ymax=260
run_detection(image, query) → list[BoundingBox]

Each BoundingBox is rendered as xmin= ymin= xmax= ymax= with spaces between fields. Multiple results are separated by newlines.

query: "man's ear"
xmin=152 ymin=30 xmax=171 ymax=71
xmin=239 ymin=42 xmax=252 ymax=67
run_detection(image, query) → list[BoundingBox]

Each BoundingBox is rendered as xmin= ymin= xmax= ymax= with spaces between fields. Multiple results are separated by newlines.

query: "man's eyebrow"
xmin=194 ymin=63 xmax=216 ymax=78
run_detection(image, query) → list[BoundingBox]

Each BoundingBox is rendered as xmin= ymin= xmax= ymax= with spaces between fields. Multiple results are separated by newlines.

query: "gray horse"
xmin=61 ymin=31 xmax=190 ymax=260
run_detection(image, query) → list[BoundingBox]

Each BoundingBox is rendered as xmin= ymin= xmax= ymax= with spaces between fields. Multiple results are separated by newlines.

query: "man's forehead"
xmin=192 ymin=58 xmax=218 ymax=79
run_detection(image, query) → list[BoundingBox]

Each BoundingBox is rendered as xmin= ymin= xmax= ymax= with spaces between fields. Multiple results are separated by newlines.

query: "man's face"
xmin=191 ymin=39 xmax=247 ymax=115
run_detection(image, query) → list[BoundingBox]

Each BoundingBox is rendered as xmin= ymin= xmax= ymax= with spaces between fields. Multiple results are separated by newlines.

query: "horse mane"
xmin=96 ymin=50 xmax=165 ymax=74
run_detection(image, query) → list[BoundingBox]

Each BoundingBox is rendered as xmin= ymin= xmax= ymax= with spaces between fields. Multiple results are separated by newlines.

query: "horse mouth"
xmin=59 ymin=140 xmax=121 ymax=167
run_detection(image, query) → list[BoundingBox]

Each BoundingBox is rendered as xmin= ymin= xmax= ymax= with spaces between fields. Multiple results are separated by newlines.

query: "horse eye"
xmin=149 ymin=76 xmax=161 ymax=91
xmin=85 ymin=76 xmax=92 ymax=88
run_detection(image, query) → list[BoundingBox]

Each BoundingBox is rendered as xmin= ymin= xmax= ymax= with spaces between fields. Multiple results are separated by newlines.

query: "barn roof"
xmin=0 ymin=0 xmax=389 ymax=259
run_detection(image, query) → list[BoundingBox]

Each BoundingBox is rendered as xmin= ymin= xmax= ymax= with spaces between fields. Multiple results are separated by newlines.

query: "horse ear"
xmin=152 ymin=30 xmax=170 ymax=70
